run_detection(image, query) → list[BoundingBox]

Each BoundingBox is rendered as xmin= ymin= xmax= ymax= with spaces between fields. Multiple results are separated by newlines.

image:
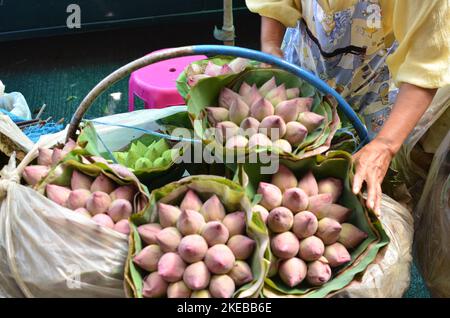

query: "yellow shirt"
xmin=245 ymin=0 xmax=450 ymax=89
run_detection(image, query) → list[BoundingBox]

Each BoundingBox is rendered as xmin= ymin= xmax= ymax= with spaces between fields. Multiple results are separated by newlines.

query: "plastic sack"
xmin=0 ymin=80 xmax=32 ymax=120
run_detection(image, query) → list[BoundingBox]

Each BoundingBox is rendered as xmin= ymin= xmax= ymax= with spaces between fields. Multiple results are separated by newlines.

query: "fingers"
xmin=352 ymin=156 xmax=365 ymax=195
xmin=374 ymin=183 xmax=382 ymax=217
xmin=366 ymin=171 xmax=382 ymax=216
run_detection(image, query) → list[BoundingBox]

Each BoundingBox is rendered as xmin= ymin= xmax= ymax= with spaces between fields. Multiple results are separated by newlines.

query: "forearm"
xmin=375 ymin=83 xmax=437 ymax=155
xmin=261 ymin=16 xmax=286 ymax=51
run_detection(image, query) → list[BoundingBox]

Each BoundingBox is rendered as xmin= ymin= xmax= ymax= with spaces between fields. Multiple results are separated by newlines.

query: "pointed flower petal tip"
xmin=250 ymin=97 xmax=274 ymax=122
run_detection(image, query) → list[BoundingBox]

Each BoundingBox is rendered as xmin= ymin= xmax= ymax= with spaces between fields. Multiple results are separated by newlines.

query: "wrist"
xmin=372 ymin=136 xmax=399 ymax=157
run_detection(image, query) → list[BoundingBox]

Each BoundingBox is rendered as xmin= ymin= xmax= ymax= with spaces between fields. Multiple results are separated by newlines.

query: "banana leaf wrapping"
xmin=238 ymin=151 xmax=389 ymax=297
xmin=185 ymin=67 xmax=341 ymax=161
xmin=124 ymin=175 xmax=270 ymax=298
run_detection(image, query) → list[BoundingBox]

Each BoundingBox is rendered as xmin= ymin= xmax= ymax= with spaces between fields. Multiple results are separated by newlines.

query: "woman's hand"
xmin=352 ymin=138 xmax=395 ymax=216
xmin=261 ymin=41 xmax=284 ymax=58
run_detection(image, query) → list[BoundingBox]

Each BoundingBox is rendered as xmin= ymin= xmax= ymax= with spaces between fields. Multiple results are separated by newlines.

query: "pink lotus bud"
xmin=200 ymin=194 xmax=226 ymax=221
xmin=177 ymin=209 xmax=206 ymax=236
xmin=275 ymin=99 xmax=302 ymax=122
xmin=324 ymin=242 xmax=351 ymax=267
xmin=318 ymin=178 xmax=343 ymax=203
xmin=227 ymin=235 xmax=255 ymax=260
xmin=209 ymin=275 xmax=235 ymax=298
xmin=294 ymin=97 xmax=314 ymax=113
xmin=242 ymin=84 xmax=263 ymax=106
xmin=252 ymin=204 xmax=269 ymax=224
xmin=183 ymin=261 xmax=211 ymax=291
xmin=180 ymin=190 xmax=203 ymax=212
xmin=272 ymin=139 xmax=293 ymax=153
xmin=110 ymin=185 xmax=136 ymax=202
xmin=108 ymin=199 xmax=133 ymax=222
xmin=188 ymin=74 xmax=209 ymax=86
xmin=133 ymin=244 xmax=163 ymax=272
xmin=138 ymin=223 xmax=162 ymax=245
xmin=248 ymin=133 xmax=273 ymax=148
xmin=23 ymin=165 xmax=50 ymax=186
xmin=204 ymin=61 xmax=222 ymax=77
xmin=267 ymin=207 xmax=294 ymax=233
xmin=108 ymin=163 xmax=135 ymax=179
xmin=293 ymin=211 xmax=318 ymax=239
xmin=240 ymin=117 xmax=260 ymax=137
xmin=114 ymin=219 xmax=130 ymax=234
xmin=73 ymin=207 xmax=91 ymax=218
xmin=142 ymin=272 xmax=168 ymax=298
xmin=266 ymin=84 xmax=287 ymax=107
xmin=271 ymin=232 xmax=300 ymax=259
xmin=51 ymin=148 xmax=68 ymax=165
xmin=71 ymin=170 xmax=93 ymax=190
xmin=282 ymin=188 xmax=309 ymax=213
xmin=225 ymin=135 xmax=249 ymax=149
xmin=298 ymin=236 xmax=325 ymax=261
xmin=46 ymin=184 xmax=71 ymax=206
xmin=90 ymin=174 xmax=116 ymax=194
xmin=298 ymin=112 xmax=325 ymax=132
xmin=219 ymin=88 xmax=240 ymax=109
xmin=229 ymin=97 xmax=250 ymax=125
xmin=279 ymin=257 xmax=307 ymax=287
xmin=315 ymin=204 xmax=351 ymax=223
xmin=228 ymin=57 xmax=250 ymax=73
xmin=201 ymin=221 xmax=230 ymax=246
xmin=257 ymin=182 xmax=282 ymax=210
xmin=220 ymin=64 xmax=233 ymax=75
xmin=178 ymin=234 xmax=208 ymax=263
xmin=297 ymin=171 xmax=319 ymax=196
xmin=86 ymin=191 xmax=112 ymax=215
xmin=306 ymin=260 xmax=332 ymax=286
xmin=204 ymin=244 xmax=235 ymax=274
xmin=92 ymin=213 xmax=115 ymax=229
xmin=286 ymin=87 xmax=300 ymax=99
xmin=316 ymin=217 xmax=341 ymax=245
xmin=238 ymin=82 xmax=252 ymax=97
xmin=271 ymin=165 xmax=298 ymax=193
xmin=258 ymin=77 xmax=277 ymax=96
xmin=167 ymin=281 xmax=192 ymax=298
xmin=222 ymin=211 xmax=246 ymax=237
xmin=158 ymin=203 xmax=181 ymax=228
xmin=229 ymin=261 xmax=253 ymax=287
xmin=38 ymin=148 xmax=53 ymax=166
xmin=308 ymin=193 xmax=334 ymax=215
xmin=156 ymin=227 xmax=182 ymax=253
xmin=67 ymin=189 xmax=91 ymax=210
xmin=191 ymin=290 xmax=211 ymax=298
xmin=338 ymin=223 xmax=368 ymax=249
xmin=158 ymin=252 xmax=186 ymax=283
xmin=259 ymin=115 xmax=286 ymax=139
xmin=62 ymin=139 xmax=77 ymax=152
xmin=250 ymin=97 xmax=274 ymax=122
xmin=284 ymin=122 xmax=308 ymax=146
xmin=215 ymin=121 xmax=240 ymax=144
xmin=206 ymin=107 xmax=229 ymax=125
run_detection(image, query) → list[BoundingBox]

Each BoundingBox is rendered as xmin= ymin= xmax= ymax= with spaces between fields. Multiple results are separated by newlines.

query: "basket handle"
xmin=67 ymin=45 xmax=369 ymax=144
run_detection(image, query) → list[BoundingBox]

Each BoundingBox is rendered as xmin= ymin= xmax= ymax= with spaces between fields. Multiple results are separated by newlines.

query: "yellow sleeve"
xmin=245 ymin=0 xmax=302 ymax=28
xmin=387 ymin=0 xmax=450 ymax=89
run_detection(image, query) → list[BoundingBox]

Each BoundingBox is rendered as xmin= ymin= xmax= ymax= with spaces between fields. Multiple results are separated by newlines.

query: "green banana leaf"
xmin=125 ymin=175 xmax=270 ymax=298
xmin=236 ymin=151 xmax=389 ymax=298
xmin=186 ymin=68 xmax=341 ymax=161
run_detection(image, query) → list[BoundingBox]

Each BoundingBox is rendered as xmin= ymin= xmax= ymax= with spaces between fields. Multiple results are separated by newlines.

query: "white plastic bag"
xmin=0 ymin=81 xmax=32 ymax=120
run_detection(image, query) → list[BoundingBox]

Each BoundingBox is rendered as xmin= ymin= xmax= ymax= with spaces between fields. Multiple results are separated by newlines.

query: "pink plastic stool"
xmin=128 ymin=51 xmax=206 ymax=110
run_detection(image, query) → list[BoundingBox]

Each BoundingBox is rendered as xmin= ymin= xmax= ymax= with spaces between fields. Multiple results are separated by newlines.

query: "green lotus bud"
xmin=338 ymin=223 xmax=368 ymax=249
xmin=114 ymin=219 xmax=130 ymax=234
xmin=240 ymin=117 xmax=260 ymax=137
xmin=167 ymin=281 xmax=192 ymax=298
xmin=67 ymin=189 xmax=91 ymax=210
xmin=86 ymin=191 xmax=112 ymax=215
xmin=284 ymin=122 xmax=308 ymax=146
xmin=298 ymin=236 xmax=325 ymax=261
xmin=297 ymin=111 xmax=325 ymax=132
xmin=225 ymin=135 xmax=249 ymax=149
xmin=275 ymin=99 xmax=302 ymax=122
xmin=279 ymin=257 xmax=307 ymax=287
xmin=158 ymin=252 xmax=186 ymax=283
xmin=177 ymin=209 xmax=206 ymax=236
xmin=286 ymin=87 xmax=300 ymax=99
xmin=133 ymin=244 xmax=163 ymax=272
xmin=142 ymin=272 xmax=168 ymax=298
xmin=259 ymin=115 xmax=286 ymax=139
xmin=219 ymin=87 xmax=240 ymax=109
xmin=257 ymin=182 xmax=282 ymax=210
xmin=90 ymin=174 xmax=116 ymax=194
xmin=315 ymin=204 xmax=352 ymax=223
xmin=209 ymin=275 xmax=235 ymax=298
xmin=91 ymin=213 xmax=114 ymax=229
xmin=250 ymin=97 xmax=274 ymax=122
xmin=158 ymin=203 xmax=182 ymax=228
xmin=297 ymin=171 xmax=319 ymax=196
xmin=156 ymin=227 xmax=182 ymax=253
xmin=180 ymin=190 xmax=203 ymax=212
xmin=46 ymin=184 xmax=71 ymax=206
xmin=110 ymin=185 xmax=136 ymax=202
xmin=108 ymin=199 xmax=133 ymax=222
xmin=190 ymin=290 xmax=211 ymax=298
xmin=229 ymin=97 xmax=250 ymax=125
xmin=267 ymin=207 xmax=294 ymax=233
xmin=201 ymin=221 xmax=230 ymax=246
xmin=266 ymin=84 xmax=287 ymax=107
xmin=324 ymin=242 xmax=351 ymax=267
xmin=272 ymin=139 xmax=293 ymax=153
xmin=178 ymin=234 xmax=208 ymax=263
xmin=138 ymin=223 xmax=162 ymax=245
xmin=153 ymin=157 xmax=166 ymax=168
xmin=258 ymin=77 xmax=277 ymax=96
xmin=306 ymin=260 xmax=332 ymax=286
xmin=248 ymin=133 xmax=273 ymax=149
xmin=308 ymin=193 xmax=333 ymax=215
xmin=206 ymin=107 xmax=229 ymax=125
xmin=135 ymin=158 xmax=152 ymax=170
xmin=317 ymin=206 xmax=346 ymax=230
xmin=271 ymin=232 xmax=300 ymax=260
xmin=227 ymin=235 xmax=255 ymax=260
xmin=144 ymin=146 xmax=159 ymax=162
xmin=318 ymin=178 xmax=343 ymax=203
xmin=215 ymin=121 xmax=240 ymax=144
xmin=38 ymin=148 xmax=53 ymax=166
xmin=183 ymin=261 xmax=211 ymax=290
xmin=222 ymin=211 xmax=246 ymax=236
xmin=229 ymin=261 xmax=253 ymax=287
xmin=293 ymin=211 xmax=318 ymax=239
xmin=73 ymin=207 xmax=91 ymax=218
xmin=23 ymin=165 xmax=50 ymax=186
xmin=271 ymin=165 xmax=298 ymax=193
xmin=205 ymin=244 xmax=235 ymax=274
